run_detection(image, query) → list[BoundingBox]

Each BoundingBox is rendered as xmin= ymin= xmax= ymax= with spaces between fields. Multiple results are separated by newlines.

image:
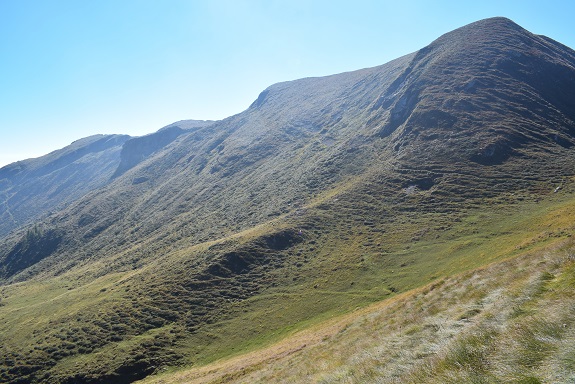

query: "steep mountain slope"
xmin=0 ymin=134 xmax=130 ymax=237
xmin=0 ymin=119 xmax=213 ymax=241
xmin=1 ymin=17 xmax=575 ymax=383
xmin=112 ymin=119 xmax=214 ymax=178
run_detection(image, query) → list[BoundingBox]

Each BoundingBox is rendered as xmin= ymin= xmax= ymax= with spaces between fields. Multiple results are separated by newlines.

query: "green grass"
xmin=138 ymin=190 xmax=575 ymax=383
xmin=142 ymin=233 xmax=575 ymax=383
xmin=2 ymin=177 xmax=575 ymax=383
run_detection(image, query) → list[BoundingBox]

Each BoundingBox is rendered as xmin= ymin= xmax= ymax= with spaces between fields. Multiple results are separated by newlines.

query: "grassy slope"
xmin=1 ymin=169 xmax=572 ymax=383
xmin=138 ymin=190 xmax=575 ymax=384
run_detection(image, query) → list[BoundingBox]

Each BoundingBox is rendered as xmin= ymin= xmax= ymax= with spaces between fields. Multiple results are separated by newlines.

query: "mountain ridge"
xmin=1 ymin=17 xmax=575 ymax=383
xmin=0 ymin=134 xmax=130 ymax=238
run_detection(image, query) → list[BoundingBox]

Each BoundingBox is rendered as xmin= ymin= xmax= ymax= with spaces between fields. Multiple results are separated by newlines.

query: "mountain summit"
xmin=1 ymin=17 xmax=575 ymax=383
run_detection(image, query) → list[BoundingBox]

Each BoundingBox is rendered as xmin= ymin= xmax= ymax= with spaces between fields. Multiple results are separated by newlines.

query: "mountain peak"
xmin=425 ymin=17 xmax=533 ymax=55
xmin=460 ymin=16 xmax=522 ymax=30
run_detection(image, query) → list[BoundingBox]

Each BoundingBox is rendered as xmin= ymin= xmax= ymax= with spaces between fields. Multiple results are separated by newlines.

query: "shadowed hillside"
xmin=1 ymin=17 xmax=575 ymax=383
xmin=0 ymin=134 xmax=130 ymax=237
xmin=112 ymin=120 xmax=214 ymax=178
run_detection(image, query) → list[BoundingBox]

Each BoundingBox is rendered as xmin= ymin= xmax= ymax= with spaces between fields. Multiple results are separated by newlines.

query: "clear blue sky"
xmin=1 ymin=0 xmax=574 ymax=167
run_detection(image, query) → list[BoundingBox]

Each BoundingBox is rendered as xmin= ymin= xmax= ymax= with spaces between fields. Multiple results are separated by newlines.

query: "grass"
xmin=135 ymin=189 xmax=575 ymax=383
xmin=2 ymin=144 xmax=575 ymax=384
xmin=1 ymin=178 xmax=574 ymax=383
xmin=1 ymin=176 xmax=574 ymax=383
xmin=143 ymin=240 xmax=575 ymax=384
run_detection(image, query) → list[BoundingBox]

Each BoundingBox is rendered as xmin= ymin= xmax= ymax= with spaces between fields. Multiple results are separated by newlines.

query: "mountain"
xmin=0 ymin=134 xmax=130 ymax=238
xmin=0 ymin=119 xmax=214 ymax=240
xmin=1 ymin=17 xmax=575 ymax=383
xmin=112 ymin=119 xmax=214 ymax=178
